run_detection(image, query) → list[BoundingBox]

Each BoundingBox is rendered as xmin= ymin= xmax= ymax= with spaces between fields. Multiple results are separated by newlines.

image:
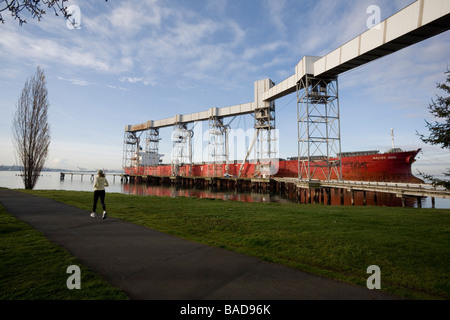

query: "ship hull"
xmin=124 ymin=149 xmax=422 ymax=183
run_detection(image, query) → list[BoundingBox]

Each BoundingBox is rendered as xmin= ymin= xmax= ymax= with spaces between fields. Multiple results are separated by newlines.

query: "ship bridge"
xmin=124 ymin=0 xmax=450 ymax=181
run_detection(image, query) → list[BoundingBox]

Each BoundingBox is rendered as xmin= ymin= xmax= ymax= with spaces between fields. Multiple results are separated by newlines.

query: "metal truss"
xmin=143 ymin=128 xmax=163 ymax=166
xmin=254 ymin=99 xmax=277 ymax=178
xmin=145 ymin=128 xmax=160 ymax=155
xmin=122 ymin=131 xmax=142 ymax=170
xmin=297 ymin=75 xmax=342 ymax=181
xmin=171 ymin=124 xmax=193 ymax=176
xmin=208 ymin=117 xmax=229 ymax=177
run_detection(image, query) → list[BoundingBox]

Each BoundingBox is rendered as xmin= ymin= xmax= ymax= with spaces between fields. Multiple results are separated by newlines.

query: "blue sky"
xmin=0 ymin=0 xmax=449 ymax=177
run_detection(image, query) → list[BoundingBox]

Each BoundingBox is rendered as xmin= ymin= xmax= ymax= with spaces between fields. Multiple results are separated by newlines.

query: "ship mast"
xmin=391 ymin=128 xmax=395 ymax=149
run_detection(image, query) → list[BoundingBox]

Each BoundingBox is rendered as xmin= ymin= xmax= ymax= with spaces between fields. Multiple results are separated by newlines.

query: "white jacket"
xmin=94 ymin=176 xmax=109 ymax=191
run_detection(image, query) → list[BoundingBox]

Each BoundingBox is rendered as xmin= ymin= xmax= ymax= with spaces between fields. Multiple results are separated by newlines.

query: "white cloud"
xmin=206 ymin=0 xmax=228 ymax=16
xmin=242 ymin=42 xmax=288 ymax=61
xmin=106 ymin=0 xmax=162 ymax=35
xmin=0 ymin=1 xmax=254 ymax=89
xmin=176 ymin=80 xmax=199 ymax=91
xmin=119 ymin=77 xmax=157 ymax=86
xmin=56 ymin=76 xmax=129 ymax=92
xmin=264 ymin=0 xmax=287 ymax=35
xmin=130 ymin=11 xmax=249 ymax=84
xmin=0 ymin=30 xmax=111 ymax=72
xmin=57 ymin=76 xmax=90 ymax=86
xmin=83 ymin=0 xmax=162 ymax=39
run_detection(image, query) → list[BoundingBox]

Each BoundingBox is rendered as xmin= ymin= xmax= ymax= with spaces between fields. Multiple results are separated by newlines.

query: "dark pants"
xmin=92 ymin=190 xmax=106 ymax=212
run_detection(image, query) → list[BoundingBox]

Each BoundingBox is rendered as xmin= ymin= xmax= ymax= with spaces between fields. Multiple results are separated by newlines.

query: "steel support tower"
xmin=145 ymin=128 xmax=160 ymax=156
xmin=208 ymin=117 xmax=229 ymax=177
xmin=252 ymin=79 xmax=277 ymax=178
xmin=144 ymin=128 xmax=162 ymax=166
xmin=171 ymin=124 xmax=193 ymax=176
xmin=254 ymin=102 xmax=277 ymax=177
xmin=123 ymin=131 xmax=141 ymax=171
xmin=297 ymin=75 xmax=342 ymax=181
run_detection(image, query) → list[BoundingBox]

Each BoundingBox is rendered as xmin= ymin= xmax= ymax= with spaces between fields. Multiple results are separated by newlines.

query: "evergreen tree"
xmin=417 ymin=67 xmax=450 ymax=189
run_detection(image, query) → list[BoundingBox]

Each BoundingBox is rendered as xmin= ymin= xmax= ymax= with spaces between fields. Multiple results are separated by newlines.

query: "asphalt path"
xmin=0 ymin=189 xmax=400 ymax=300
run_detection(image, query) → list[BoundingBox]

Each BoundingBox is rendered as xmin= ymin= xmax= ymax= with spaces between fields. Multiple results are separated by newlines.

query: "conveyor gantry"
xmin=124 ymin=0 xmax=450 ymax=181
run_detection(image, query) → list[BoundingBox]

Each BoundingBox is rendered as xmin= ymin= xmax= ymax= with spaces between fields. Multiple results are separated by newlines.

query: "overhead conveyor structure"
xmin=124 ymin=0 xmax=450 ymax=181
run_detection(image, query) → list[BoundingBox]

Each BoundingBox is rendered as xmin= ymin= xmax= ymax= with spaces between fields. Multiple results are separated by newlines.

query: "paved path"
xmin=0 ymin=189 xmax=399 ymax=300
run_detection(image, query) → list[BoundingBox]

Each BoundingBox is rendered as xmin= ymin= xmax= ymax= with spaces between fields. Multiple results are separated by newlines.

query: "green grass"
xmin=10 ymin=189 xmax=450 ymax=299
xmin=0 ymin=203 xmax=129 ymax=300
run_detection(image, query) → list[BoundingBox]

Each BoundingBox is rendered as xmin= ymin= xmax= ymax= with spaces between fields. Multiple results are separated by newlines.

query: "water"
xmin=0 ymin=171 xmax=125 ymax=193
xmin=1 ymin=171 xmax=449 ymax=209
xmin=0 ymin=171 xmax=292 ymax=204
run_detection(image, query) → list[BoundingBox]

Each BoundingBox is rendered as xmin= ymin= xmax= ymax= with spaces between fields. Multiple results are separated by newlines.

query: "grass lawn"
xmin=4 ymin=189 xmax=450 ymax=300
xmin=0 ymin=203 xmax=129 ymax=300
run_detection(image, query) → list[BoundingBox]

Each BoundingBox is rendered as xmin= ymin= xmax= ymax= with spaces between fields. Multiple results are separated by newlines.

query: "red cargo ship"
xmin=124 ymin=148 xmax=423 ymax=183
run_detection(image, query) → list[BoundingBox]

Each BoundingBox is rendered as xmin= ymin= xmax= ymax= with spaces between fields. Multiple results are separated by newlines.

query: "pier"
xmin=59 ymin=172 xmax=125 ymax=183
xmin=58 ymin=171 xmax=449 ymax=208
xmin=283 ymin=178 xmax=450 ymax=208
xmin=121 ymin=174 xmax=450 ymax=209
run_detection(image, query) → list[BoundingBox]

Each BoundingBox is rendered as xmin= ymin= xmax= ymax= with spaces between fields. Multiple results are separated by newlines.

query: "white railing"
xmin=273 ymin=177 xmax=450 ymax=199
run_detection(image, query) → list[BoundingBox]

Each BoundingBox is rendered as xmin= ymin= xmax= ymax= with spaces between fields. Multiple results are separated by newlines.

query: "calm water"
xmin=1 ymin=171 xmax=449 ymax=209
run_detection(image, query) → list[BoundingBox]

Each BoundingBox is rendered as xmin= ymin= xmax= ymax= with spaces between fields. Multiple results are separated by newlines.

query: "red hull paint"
xmin=124 ymin=149 xmax=422 ymax=183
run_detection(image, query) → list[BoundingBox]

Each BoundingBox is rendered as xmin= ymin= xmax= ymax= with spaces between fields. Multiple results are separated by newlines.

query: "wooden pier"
xmin=275 ymin=178 xmax=450 ymax=208
xmin=60 ymin=172 xmax=449 ymax=208
xmin=59 ymin=172 xmax=125 ymax=183
xmin=120 ymin=174 xmax=450 ymax=208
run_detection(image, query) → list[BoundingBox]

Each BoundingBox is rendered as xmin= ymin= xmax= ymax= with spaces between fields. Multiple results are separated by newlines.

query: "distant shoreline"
xmin=0 ymin=166 xmax=123 ymax=173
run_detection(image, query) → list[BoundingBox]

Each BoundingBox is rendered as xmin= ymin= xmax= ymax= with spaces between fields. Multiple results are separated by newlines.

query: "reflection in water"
xmin=1 ymin=171 xmax=445 ymax=208
xmin=121 ymin=183 xmax=291 ymax=204
xmin=121 ymin=182 xmax=419 ymax=208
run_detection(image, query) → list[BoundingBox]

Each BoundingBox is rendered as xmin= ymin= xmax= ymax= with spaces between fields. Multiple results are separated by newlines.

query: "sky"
xmin=0 ymin=0 xmax=449 ymax=177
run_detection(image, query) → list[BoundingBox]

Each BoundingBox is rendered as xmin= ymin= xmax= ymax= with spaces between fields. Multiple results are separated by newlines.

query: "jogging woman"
xmin=90 ymin=169 xmax=109 ymax=219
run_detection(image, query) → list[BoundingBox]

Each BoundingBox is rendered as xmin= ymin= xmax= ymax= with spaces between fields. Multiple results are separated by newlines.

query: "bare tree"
xmin=0 ymin=0 xmax=108 ymax=26
xmin=12 ymin=66 xmax=51 ymax=190
xmin=0 ymin=0 xmax=69 ymax=25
